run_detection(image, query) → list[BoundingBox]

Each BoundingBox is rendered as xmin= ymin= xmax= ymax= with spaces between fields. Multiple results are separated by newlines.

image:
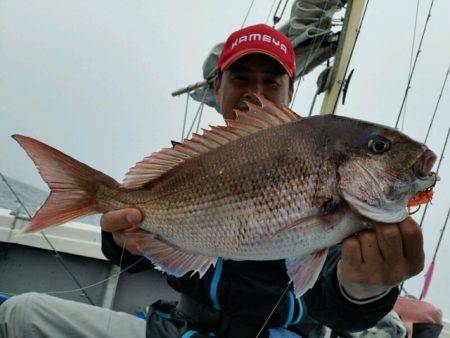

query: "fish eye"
xmin=368 ymin=137 xmax=390 ymax=154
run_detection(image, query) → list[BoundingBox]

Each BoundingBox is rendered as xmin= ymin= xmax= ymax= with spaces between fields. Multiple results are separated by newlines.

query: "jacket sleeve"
xmin=101 ymin=230 xmax=155 ymax=273
xmin=300 ymin=245 xmax=399 ymax=333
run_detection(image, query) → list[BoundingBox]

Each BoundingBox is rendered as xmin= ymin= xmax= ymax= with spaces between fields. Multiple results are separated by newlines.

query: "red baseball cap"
xmin=218 ymin=24 xmax=296 ymax=77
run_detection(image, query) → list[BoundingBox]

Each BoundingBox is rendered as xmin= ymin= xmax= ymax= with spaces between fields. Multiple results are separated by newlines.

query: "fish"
xmin=12 ymin=95 xmax=438 ymax=297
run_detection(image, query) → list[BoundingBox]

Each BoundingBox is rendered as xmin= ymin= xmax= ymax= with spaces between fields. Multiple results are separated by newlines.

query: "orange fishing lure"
xmin=408 ymin=187 xmax=434 ymax=208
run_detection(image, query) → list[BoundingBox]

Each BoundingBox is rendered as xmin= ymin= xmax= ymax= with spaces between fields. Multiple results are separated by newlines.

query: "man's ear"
xmin=214 ymin=75 xmax=221 ymax=106
xmin=214 ymin=75 xmax=220 ymax=96
xmin=288 ymin=82 xmax=293 ymax=105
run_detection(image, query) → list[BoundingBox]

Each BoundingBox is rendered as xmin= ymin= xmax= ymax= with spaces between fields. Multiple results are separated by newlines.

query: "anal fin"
xmin=286 ymin=248 xmax=329 ymax=298
xmin=123 ymin=231 xmax=216 ymax=278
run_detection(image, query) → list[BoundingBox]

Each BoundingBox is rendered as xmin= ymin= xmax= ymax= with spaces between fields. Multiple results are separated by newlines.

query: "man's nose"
xmin=241 ymin=92 xmax=260 ymax=105
xmin=247 ymin=81 xmax=264 ymax=95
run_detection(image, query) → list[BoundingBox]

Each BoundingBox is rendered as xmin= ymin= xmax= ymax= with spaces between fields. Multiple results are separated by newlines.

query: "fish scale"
xmin=13 ymin=96 xmax=437 ymax=296
xmin=105 ymin=122 xmax=336 ymax=260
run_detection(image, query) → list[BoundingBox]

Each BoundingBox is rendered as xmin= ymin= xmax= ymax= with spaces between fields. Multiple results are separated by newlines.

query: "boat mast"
xmin=319 ymin=0 xmax=367 ymax=115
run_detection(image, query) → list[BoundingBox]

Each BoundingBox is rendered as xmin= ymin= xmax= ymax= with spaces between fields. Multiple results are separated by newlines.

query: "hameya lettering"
xmin=231 ymin=34 xmax=287 ymax=54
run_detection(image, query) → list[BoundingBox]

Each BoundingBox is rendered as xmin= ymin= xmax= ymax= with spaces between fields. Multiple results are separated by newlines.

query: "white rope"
xmin=0 ymin=257 xmax=146 ymax=297
xmin=0 ymin=172 xmax=95 ymax=305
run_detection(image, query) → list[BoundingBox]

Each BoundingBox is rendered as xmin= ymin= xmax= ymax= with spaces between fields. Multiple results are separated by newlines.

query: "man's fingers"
xmin=398 ymin=217 xmax=424 ymax=275
xmin=372 ymin=222 xmax=403 ymax=263
xmin=341 ymin=236 xmax=363 ymax=266
xmin=357 ymin=231 xmax=383 ymax=264
xmin=100 ymin=208 xmax=143 ymax=232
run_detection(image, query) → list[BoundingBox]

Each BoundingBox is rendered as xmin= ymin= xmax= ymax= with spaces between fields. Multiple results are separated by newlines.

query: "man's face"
xmin=214 ymin=54 xmax=293 ymax=120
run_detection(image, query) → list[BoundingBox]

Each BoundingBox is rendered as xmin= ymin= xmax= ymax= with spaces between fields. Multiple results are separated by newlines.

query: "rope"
xmin=291 ymin=0 xmax=335 ymax=108
xmin=424 ymin=65 xmax=450 ymax=144
xmin=308 ymin=90 xmax=320 ymax=117
xmin=0 ymin=172 xmax=95 ymax=305
xmin=394 ymin=0 xmax=437 ymax=128
xmin=292 ymin=0 xmax=370 ymax=111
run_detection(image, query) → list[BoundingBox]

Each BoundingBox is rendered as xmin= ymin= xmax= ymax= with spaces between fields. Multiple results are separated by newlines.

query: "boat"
xmin=1 ymin=0 xmax=449 ymax=336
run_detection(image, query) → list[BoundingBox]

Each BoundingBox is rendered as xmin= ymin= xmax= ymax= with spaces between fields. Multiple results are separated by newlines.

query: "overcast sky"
xmin=1 ymin=0 xmax=449 ymax=317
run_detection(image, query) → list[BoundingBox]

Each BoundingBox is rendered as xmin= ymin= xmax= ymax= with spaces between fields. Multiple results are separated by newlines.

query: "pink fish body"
xmin=13 ymin=96 xmax=437 ymax=297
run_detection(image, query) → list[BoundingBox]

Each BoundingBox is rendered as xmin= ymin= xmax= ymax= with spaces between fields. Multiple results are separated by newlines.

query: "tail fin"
xmin=12 ymin=135 xmax=119 ymax=233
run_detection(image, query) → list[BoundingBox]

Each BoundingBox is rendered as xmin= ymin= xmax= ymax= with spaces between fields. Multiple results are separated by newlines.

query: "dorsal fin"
xmin=254 ymin=94 xmax=302 ymax=121
xmin=121 ymin=96 xmax=302 ymax=189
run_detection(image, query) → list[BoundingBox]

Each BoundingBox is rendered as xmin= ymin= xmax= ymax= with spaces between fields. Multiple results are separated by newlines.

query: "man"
xmin=101 ymin=24 xmax=424 ymax=337
xmin=0 ymin=24 xmax=424 ymax=338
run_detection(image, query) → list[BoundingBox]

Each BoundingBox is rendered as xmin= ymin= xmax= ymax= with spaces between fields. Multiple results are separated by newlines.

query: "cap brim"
xmin=220 ymin=48 xmax=294 ymax=77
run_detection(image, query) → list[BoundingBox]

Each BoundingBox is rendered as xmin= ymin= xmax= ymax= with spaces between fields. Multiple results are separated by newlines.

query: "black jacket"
xmin=102 ymin=231 xmax=399 ymax=337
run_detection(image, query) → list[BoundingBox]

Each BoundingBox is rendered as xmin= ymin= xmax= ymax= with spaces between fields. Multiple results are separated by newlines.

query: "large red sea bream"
xmin=13 ymin=96 xmax=437 ymax=297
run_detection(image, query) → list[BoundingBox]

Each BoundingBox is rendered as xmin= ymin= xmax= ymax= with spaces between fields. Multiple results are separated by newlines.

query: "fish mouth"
xmin=339 ymin=162 xmax=409 ymax=223
xmin=412 ymin=148 xmax=438 ymax=192
xmin=413 ymin=148 xmax=436 ymax=177
xmin=414 ymin=172 xmax=439 ymax=192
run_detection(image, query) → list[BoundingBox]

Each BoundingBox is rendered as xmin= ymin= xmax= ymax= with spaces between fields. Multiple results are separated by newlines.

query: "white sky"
xmin=1 ymin=0 xmax=449 ymax=318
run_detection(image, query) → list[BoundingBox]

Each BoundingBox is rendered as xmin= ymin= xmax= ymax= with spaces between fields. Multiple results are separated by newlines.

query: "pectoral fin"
xmin=272 ymin=199 xmax=342 ymax=238
xmin=286 ymin=248 xmax=329 ymax=298
xmin=123 ymin=231 xmax=217 ymax=278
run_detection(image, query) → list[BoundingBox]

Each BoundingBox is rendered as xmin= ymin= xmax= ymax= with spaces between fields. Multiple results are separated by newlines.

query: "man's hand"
xmin=100 ymin=208 xmax=145 ymax=256
xmin=337 ymin=216 xmax=425 ymax=300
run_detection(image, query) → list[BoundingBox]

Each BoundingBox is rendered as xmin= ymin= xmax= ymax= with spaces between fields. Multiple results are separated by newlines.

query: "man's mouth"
xmin=236 ymin=98 xmax=261 ymax=112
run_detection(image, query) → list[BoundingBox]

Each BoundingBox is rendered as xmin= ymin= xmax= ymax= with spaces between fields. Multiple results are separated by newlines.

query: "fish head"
xmin=329 ymin=116 xmax=437 ymax=223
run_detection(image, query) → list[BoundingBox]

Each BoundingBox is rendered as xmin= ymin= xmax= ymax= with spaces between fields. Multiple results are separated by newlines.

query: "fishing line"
xmin=265 ymin=0 xmax=278 ymax=25
xmin=185 ymin=89 xmax=208 ymax=138
xmin=408 ymin=205 xmax=421 ymax=216
xmin=255 ymin=281 xmax=293 ymax=338
xmin=424 ymin=65 xmax=450 ymax=144
xmin=241 ymin=0 xmax=256 ymax=29
xmin=401 ymin=0 xmax=421 ymax=132
xmin=106 ymin=239 xmax=127 ymax=335
xmin=395 ymin=0 xmax=437 ymax=129
xmin=0 ymin=172 xmax=95 ymax=305
xmin=308 ymin=89 xmax=320 ymax=117
xmin=272 ymin=0 xmax=289 ymax=27
xmin=419 ymin=207 xmax=450 ymax=300
xmin=431 ymin=208 xmax=450 ymax=263
xmin=418 ymin=127 xmax=449 ymax=229
xmin=195 ymin=95 xmax=206 ymax=134
xmin=181 ymin=93 xmax=190 ymax=140
xmin=402 ymin=128 xmax=450 ymax=294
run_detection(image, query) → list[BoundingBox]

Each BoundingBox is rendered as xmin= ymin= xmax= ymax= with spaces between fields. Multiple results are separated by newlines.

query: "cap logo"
xmin=231 ymin=33 xmax=287 ymax=54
